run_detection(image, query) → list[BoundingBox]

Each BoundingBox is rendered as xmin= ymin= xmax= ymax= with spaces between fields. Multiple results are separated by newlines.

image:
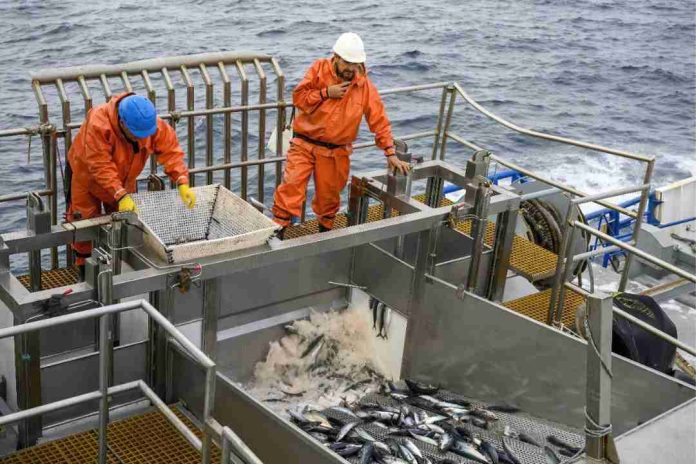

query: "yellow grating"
xmin=17 ymin=267 xmax=80 ymax=292
xmin=283 ymin=193 xmax=557 ymax=281
xmin=503 ymin=287 xmax=586 ymax=328
xmin=0 ymin=408 xmax=220 ymax=464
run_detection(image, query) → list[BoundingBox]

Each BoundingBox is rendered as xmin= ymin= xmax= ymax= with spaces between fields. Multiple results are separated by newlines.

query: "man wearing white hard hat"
xmin=272 ymin=32 xmax=410 ymax=235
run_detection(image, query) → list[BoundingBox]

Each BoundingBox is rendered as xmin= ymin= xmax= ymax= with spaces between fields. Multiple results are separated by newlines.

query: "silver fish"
xmin=451 ymin=440 xmax=490 ymax=464
xmin=336 ymin=421 xmax=359 ymax=442
xmin=438 ymin=431 xmax=455 ymax=452
xmin=544 ymin=446 xmax=561 ymax=464
xmin=502 ymin=437 xmax=523 ymax=464
xmin=402 ymin=438 xmax=423 ymax=459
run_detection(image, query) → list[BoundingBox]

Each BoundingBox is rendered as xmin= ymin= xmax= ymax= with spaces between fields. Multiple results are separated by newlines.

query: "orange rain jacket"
xmin=67 ymin=92 xmax=189 ymax=263
xmin=292 ymin=58 xmax=395 ymax=155
xmin=272 ymin=59 xmax=395 ymax=228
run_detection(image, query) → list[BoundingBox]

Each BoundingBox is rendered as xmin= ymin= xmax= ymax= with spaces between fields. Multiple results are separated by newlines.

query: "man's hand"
xmin=387 ymin=155 xmax=411 ymax=175
xmin=178 ymin=184 xmax=196 ymax=209
xmin=327 ymin=82 xmax=350 ymax=99
xmin=118 ymin=194 xmax=137 ymax=212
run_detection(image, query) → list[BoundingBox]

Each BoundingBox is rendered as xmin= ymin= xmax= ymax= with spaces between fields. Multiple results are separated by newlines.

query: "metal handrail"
xmin=0 ymin=299 xmax=217 ymax=464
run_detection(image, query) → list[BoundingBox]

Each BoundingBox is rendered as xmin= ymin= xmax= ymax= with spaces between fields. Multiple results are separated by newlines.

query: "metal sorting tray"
xmin=320 ymin=389 xmax=584 ymax=464
xmin=132 ymin=184 xmax=279 ymax=264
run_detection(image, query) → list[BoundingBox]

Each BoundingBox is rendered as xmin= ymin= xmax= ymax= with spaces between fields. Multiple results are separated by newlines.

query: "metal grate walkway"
xmin=285 ymin=195 xmax=559 ymax=281
xmin=17 ymin=267 xmax=80 ymax=292
xmin=0 ymin=408 xmax=221 ymax=464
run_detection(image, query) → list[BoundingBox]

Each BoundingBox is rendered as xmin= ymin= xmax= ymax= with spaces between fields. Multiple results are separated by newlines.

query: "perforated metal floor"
xmin=17 ymin=267 xmax=80 ymax=292
xmin=0 ymin=408 xmax=221 ymax=464
xmin=503 ymin=287 xmax=586 ymax=328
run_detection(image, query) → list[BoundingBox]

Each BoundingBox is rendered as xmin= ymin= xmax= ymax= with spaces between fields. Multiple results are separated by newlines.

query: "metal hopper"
xmin=132 ymin=184 xmax=279 ymax=264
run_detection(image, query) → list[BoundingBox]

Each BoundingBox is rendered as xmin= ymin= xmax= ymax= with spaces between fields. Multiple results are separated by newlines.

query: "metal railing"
xmin=0 ymin=299 xmax=224 ymax=464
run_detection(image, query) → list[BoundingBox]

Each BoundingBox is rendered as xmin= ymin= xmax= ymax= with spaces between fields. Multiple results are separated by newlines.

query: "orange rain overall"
xmin=67 ymin=92 xmax=189 ymax=264
xmin=272 ymin=58 xmax=395 ymax=229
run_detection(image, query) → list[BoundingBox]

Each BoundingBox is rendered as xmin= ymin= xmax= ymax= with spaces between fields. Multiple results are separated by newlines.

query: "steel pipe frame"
xmin=0 ymin=298 xmax=217 ymax=463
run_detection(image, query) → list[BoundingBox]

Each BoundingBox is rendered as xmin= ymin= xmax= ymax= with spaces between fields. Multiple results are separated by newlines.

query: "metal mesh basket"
xmin=132 ymin=184 xmax=279 ymax=264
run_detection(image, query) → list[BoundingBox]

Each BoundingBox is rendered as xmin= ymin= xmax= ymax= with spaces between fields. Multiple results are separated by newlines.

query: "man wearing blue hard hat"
xmin=66 ymin=93 xmax=195 ymax=270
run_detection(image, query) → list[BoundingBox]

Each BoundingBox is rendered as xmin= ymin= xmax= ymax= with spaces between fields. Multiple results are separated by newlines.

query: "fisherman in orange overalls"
xmin=66 ymin=93 xmax=195 ymax=275
xmin=272 ymin=32 xmax=410 ymax=235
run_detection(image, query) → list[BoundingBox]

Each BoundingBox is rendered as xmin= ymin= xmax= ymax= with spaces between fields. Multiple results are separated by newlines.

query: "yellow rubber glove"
xmin=118 ymin=194 xmax=136 ymax=212
xmin=178 ymin=184 xmax=196 ymax=209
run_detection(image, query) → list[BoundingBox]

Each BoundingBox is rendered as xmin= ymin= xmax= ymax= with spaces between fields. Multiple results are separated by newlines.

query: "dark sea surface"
xmin=0 ymin=0 xmax=694 ymax=270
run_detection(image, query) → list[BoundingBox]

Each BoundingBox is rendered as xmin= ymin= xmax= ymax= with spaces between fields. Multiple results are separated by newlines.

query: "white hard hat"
xmin=333 ymin=32 xmax=366 ymax=64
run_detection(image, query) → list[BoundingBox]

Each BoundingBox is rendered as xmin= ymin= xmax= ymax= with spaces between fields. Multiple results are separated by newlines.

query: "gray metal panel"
xmin=170 ymin=349 xmax=346 ymax=464
xmin=433 ymin=250 xmax=492 ymax=294
xmin=352 ymin=244 xmax=414 ymax=315
xmin=40 ymin=341 xmax=148 ymax=425
xmin=217 ymin=250 xmax=351 ymax=317
xmin=39 ymin=319 xmax=96 ymax=358
xmin=404 ymin=280 xmax=695 ymax=434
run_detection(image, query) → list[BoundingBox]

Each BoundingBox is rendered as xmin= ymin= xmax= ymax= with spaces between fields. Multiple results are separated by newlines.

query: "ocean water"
xmin=0 ymin=0 xmax=694 ymax=269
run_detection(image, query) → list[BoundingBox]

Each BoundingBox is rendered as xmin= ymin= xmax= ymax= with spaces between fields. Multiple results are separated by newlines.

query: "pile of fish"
xmin=246 ymin=308 xmax=386 ymax=414
xmin=288 ymin=380 xmax=584 ymax=464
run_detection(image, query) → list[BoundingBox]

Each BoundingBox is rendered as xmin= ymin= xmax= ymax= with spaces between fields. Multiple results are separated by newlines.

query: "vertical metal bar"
xmin=142 ymin=70 xmax=158 ymax=174
xmin=253 ymin=59 xmax=267 ymax=202
xmin=32 ymin=81 xmax=58 ymax=269
xmin=99 ymin=74 xmax=113 ymax=101
xmin=619 ymin=159 xmax=654 ymax=291
xmin=270 ymin=57 xmax=285 ymax=187
xmin=235 ymin=61 xmax=249 ymax=200
xmin=120 ymin=71 xmax=133 ymax=93
xmin=55 ymin=79 xmax=73 ymax=264
xmin=162 ymin=68 xmax=176 ymax=129
xmin=202 ymin=278 xmax=219 ymax=361
xmin=467 ymin=181 xmax=491 ymax=293
xmin=554 ymin=224 xmax=578 ymax=325
xmin=14 ymin=320 xmax=42 ymax=448
xmin=149 ymin=290 xmax=172 ymax=399
xmin=438 ymin=86 xmax=457 ymax=161
xmin=77 ymin=76 xmax=93 ymax=112
xmin=199 ymin=64 xmax=214 ymax=185
xmin=431 ymin=85 xmax=449 ymax=160
xmin=201 ymin=366 xmax=217 ymax=464
xmin=98 ymin=264 xmax=114 ymax=464
xmin=180 ymin=66 xmax=196 ymax=187
xmin=98 ymin=313 xmax=111 ymax=464
xmin=218 ymin=63 xmax=233 ymax=190
xmin=585 ymin=293 xmax=613 ymax=460
xmin=548 ymin=201 xmax=575 ymax=325
xmin=221 ymin=436 xmax=231 ymax=464
xmin=486 ymin=207 xmax=518 ymax=301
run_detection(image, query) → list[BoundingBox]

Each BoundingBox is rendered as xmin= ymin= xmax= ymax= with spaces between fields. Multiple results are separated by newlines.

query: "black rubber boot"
xmin=318 ymin=224 xmax=332 ymax=233
xmin=276 ymin=227 xmax=286 ymax=240
xmin=77 ymin=264 xmax=86 ymax=282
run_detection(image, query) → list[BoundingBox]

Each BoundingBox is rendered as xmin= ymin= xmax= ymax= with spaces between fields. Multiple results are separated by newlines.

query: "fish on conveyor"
xmin=329 ymin=442 xmax=362 ymax=457
xmin=370 ymin=297 xmax=379 ymax=329
xmin=502 ymin=437 xmax=523 ymax=464
xmin=480 ymin=440 xmax=500 ymax=464
xmin=405 ymin=379 xmax=439 ymax=395
xmin=378 ymin=304 xmax=392 ymax=339
xmin=336 ymin=421 xmax=359 ymax=442
xmin=544 ymin=445 xmax=562 ymax=464
xmin=451 ymin=440 xmax=490 ymax=464
xmin=547 ymin=434 xmax=582 ymax=454
xmin=518 ymin=432 xmax=541 ymax=447
xmin=487 ymin=403 xmax=522 ymax=413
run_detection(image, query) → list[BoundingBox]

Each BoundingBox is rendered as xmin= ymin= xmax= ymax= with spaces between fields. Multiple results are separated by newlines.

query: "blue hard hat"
xmin=119 ymin=95 xmax=157 ymax=139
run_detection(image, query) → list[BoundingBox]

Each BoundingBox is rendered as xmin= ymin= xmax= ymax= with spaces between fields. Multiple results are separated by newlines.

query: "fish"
xmin=470 ymin=416 xmax=489 ymax=429
xmin=336 ymin=421 xmax=359 ymax=442
xmin=470 ymin=407 xmax=498 ymax=422
xmin=300 ymin=334 xmax=325 ymax=359
xmin=451 ymin=440 xmax=490 ymax=464
xmin=544 ymin=445 xmax=561 ymax=464
xmin=370 ymin=297 xmax=379 ymax=329
xmin=397 ymin=444 xmax=417 ymax=464
xmin=547 ymin=434 xmax=582 ymax=454
xmin=352 ymin=427 xmax=377 ymax=443
xmin=309 ymin=431 xmax=329 ymax=442
xmin=438 ymin=431 xmax=455 ymax=452
xmin=326 ymin=406 xmax=358 ymax=418
xmin=487 ymin=403 xmax=522 ymax=413
xmin=502 ymin=437 xmax=522 ymax=464
xmin=518 ymin=432 xmax=541 ymax=447
xmin=407 ymin=430 xmax=438 ymax=447
xmin=405 ymin=379 xmax=439 ymax=395
xmin=344 ymin=378 xmax=372 ymax=392
xmin=481 ymin=440 xmax=500 ymax=464
xmin=359 ymin=442 xmax=375 ymax=464
xmin=381 ymin=457 xmax=410 ymax=464
xmin=378 ymin=304 xmax=392 ymax=339
xmin=329 ymin=442 xmax=362 ymax=457
xmin=402 ymin=438 xmax=423 ymax=459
